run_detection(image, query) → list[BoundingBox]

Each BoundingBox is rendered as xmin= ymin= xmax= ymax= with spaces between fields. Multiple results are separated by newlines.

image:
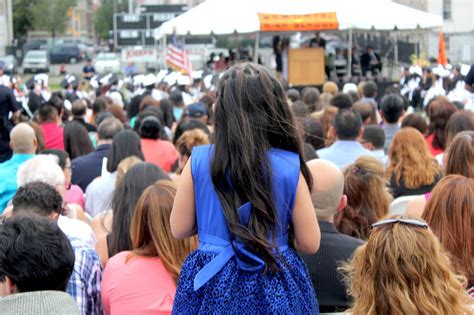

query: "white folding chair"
xmin=389 ymin=195 xmax=423 ymax=215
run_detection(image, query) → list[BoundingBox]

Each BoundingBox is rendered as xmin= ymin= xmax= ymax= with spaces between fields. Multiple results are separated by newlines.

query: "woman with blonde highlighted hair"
xmin=386 ymin=127 xmax=442 ymax=198
xmin=342 ymin=215 xmax=472 ymax=315
xmin=422 ymin=175 xmax=474 ymax=288
xmin=101 ymin=180 xmax=198 ymax=314
xmin=335 ymin=156 xmax=392 ymax=240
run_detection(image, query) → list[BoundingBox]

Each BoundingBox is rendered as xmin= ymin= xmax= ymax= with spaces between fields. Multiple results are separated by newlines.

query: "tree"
xmin=12 ymin=0 xmax=39 ymax=41
xmin=32 ymin=0 xmax=77 ymax=38
xmin=94 ymin=0 xmax=127 ymax=40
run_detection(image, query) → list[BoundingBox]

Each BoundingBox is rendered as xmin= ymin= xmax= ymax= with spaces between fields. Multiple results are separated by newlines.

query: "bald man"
xmin=300 ymin=159 xmax=363 ymax=312
xmin=0 ymin=123 xmax=37 ymax=212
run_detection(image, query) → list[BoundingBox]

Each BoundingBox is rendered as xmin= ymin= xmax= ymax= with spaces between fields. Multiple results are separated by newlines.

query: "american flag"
xmin=166 ymin=34 xmax=192 ymax=76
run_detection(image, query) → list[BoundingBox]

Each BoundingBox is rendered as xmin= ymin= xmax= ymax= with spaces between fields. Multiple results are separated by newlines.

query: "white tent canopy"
xmin=154 ymin=0 xmax=443 ymax=39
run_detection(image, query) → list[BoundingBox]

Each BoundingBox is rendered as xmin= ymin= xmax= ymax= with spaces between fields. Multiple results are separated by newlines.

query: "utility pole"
xmin=128 ymin=0 xmax=133 ymax=14
xmin=113 ymin=0 xmax=118 ymax=51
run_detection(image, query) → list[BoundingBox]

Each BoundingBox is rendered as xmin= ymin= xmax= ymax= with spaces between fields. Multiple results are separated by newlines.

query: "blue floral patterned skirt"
xmin=172 ymin=248 xmax=319 ymax=314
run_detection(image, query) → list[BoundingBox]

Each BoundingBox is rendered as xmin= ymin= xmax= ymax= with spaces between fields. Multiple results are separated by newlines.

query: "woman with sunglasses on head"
xmin=341 ymin=215 xmax=472 ymax=314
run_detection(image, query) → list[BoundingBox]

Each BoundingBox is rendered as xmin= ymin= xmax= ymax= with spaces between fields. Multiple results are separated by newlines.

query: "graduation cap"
xmin=34 ymin=73 xmax=49 ymax=86
xmin=163 ymin=71 xmax=180 ymax=86
xmin=191 ymin=70 xmax=203 ymax=80
xmin=60 ymin=74 xmax=78 ymax=89
xmin=143 ymin=73 xmax=157 ymax=87
xmin=460 ymin=64 xmax=471 ymax=76
xmin=99 ymin=73 xmax=119 ymax=86
xmin=177 ymin=74 xmax=192 ymax=86
xmin=156 ymin=70 xmax=168 ymax=83
xmin=409 ymin=65 xmax=422 ymax=77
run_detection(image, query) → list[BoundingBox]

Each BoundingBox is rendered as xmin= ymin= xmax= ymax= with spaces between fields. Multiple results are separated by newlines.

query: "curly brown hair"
xmin=341 ymin=215 xmax=472 ymax=315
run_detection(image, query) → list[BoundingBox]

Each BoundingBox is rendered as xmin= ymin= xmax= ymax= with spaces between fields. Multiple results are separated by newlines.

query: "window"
xmin=120 ymin=30 xmax=139 ymax=39
xmin=123 ymin=14 xmax=140 ymax=23
xmin=443 ymin=0 xmax=452 ymax=20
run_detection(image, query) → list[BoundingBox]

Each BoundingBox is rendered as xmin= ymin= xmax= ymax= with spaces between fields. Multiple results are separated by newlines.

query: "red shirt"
xmin=41 ymin=122 xmax=64 ymax=150
xmin=141 ymin=138 xmax=178 ymax=172
xmin=425 ymin=134 xmax=443 ymax=156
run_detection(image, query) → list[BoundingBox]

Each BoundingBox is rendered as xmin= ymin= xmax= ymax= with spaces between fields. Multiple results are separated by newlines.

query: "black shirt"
xmin=464 ymin=65 xmax=474 ymax=89
xmin=0 ymin=86 xmax=21 ymax=162
xmin=300 ymin=221 xmax=363 ymax=312
xmin=390 ymin=173 xmax=442 ymax=198
xmin=0 ymin=85 xmax=20 ymax=119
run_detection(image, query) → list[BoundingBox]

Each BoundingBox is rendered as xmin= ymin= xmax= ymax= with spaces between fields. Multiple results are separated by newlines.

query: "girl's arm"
xmin=291 ymin=173 xmax=320 ymax=254
xmin=170 ymin=159 xmax=197 ymax=239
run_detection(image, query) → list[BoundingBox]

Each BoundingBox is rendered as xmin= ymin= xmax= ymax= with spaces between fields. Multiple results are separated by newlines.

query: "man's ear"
xmin=336 ymin=195 xmax=347 ymax=212
xmin=5 ymin=276 xmax=17 ymax=295
xmin=49 ymin=212 xmax=59 ymax=221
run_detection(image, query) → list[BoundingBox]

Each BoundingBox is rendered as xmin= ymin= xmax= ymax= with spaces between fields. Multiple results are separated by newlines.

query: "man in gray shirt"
xmin=381 ymin=94 xmax=405 ymax=153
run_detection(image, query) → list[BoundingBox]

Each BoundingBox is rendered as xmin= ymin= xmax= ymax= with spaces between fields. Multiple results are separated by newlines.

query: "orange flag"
xmin=438 ymin=31 xmax=447 ymax=66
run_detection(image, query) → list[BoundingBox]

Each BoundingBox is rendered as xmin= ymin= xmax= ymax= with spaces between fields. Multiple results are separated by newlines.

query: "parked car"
xmin=94 ymin=53 xmax=121 ymax=73
xmin=49 ymin=44 xmax=83 ymax=64
xmin=0 ymin=55 xmax=17 ymax=74
xmin=22 ymin=50 xmax=49 ymax=73
xmin=22 ymin=39 xmax=49 ymax=58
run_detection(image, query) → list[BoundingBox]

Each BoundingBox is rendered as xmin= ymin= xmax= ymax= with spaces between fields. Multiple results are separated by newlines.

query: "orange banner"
xmin=258 ymin=12 xmax=339 ymax=32
xmin=438 ymin=31 xmax=447 ymax=66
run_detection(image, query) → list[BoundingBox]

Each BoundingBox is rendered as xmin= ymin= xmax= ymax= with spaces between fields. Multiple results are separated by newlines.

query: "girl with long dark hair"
xmin=170 ymin=63 xmax=320 ymax=313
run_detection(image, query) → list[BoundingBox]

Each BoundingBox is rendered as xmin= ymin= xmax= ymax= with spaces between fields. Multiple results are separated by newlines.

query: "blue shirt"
xmin=67 ymin=237 xmax=103 ymax=315
xmin=0 ymin=154 xmax=35 ymax=212
xmin=317 ymin=140 xmax=380 ymax=169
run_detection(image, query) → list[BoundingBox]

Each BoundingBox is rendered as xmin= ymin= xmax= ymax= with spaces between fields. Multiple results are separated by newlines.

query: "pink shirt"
xmin=141 ymin=139 xmax=178 ymax=173
xmin=101 ymin=251 xmax=176 ymax=315
xmin=65 ymin=184 xmax=85 ymax=209
xmin=41 ymin=122 xmax=64 ymax=150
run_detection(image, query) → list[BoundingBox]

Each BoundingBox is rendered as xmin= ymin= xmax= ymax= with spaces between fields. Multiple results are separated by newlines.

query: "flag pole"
xmin=254 ymin=32 xmax=260 ymax=63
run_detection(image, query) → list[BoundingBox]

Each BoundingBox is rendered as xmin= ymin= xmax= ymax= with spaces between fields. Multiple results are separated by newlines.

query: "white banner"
xmin=121 ymin=48 xmax=159 ymax=63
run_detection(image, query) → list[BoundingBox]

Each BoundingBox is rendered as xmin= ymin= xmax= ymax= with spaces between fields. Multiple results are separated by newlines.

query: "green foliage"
xmin=13 ymin=0 xmax=77 ymax=39
xmin=12 ymin=0 xmax=38 ymax=40
xmin=33 ymin=0 xmax=77 ymax=38
xmin=94 ymin=0 xmax=113 ymax=39
xmin=94 ymin=0 xmax=128 ymax=40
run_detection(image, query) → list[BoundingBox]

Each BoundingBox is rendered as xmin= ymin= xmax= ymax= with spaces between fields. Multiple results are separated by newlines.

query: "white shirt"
xmin=85 ymin=172 xmax=117 ymax=218
xmin=58 ymin=215 xmax=96 ymax=249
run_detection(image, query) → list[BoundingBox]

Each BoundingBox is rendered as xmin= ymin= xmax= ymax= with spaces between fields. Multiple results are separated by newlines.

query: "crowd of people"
xmin=0 ymin=57 xmax=473 ymax=314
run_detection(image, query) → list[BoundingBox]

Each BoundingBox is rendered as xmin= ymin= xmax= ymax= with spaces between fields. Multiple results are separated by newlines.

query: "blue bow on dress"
xmin=193 ymin=202 xmax=288 ymax=291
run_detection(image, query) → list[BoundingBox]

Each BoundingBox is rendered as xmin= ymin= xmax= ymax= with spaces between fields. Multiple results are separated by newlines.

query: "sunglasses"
xmin=372 ymin=218 xmax=428 ymax=229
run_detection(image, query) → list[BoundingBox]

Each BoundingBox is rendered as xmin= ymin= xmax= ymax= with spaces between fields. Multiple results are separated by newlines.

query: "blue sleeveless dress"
xmin=173 ymin=145 xmax=319 ymax=314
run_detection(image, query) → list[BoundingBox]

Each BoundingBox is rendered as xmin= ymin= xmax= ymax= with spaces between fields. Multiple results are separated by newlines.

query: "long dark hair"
xmin=107 ymin=130 xmax=145 ymax=172
xmin=64 ymin=121 xmax=94 ymax=160
xmin=211 ymin=63 xmax=312 ymax=271
xmin=108 ymin=162 xmax=170 ymax=257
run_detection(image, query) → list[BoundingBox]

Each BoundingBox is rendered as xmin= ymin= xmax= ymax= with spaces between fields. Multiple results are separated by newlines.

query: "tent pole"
xmin=162 ymin=34 xmax=167 ymax=66
xmin=348 ymin=28 xmax=353 ymax=78
xmin=254 ymin=32 xmax=260 ymax=63
xmin=394 ymin=31 xmax=399 ymax=67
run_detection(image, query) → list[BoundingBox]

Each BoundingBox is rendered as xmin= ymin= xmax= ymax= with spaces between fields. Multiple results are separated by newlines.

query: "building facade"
xmin=0 ymin=0 xmax=13 ymax=55
xmin=395 ymin=0 xmax=474 ymax=64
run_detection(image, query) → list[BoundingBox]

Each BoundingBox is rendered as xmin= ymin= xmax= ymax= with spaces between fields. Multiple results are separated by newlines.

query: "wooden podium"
xmin=288 ymin=48 xmax=325 ymax=86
